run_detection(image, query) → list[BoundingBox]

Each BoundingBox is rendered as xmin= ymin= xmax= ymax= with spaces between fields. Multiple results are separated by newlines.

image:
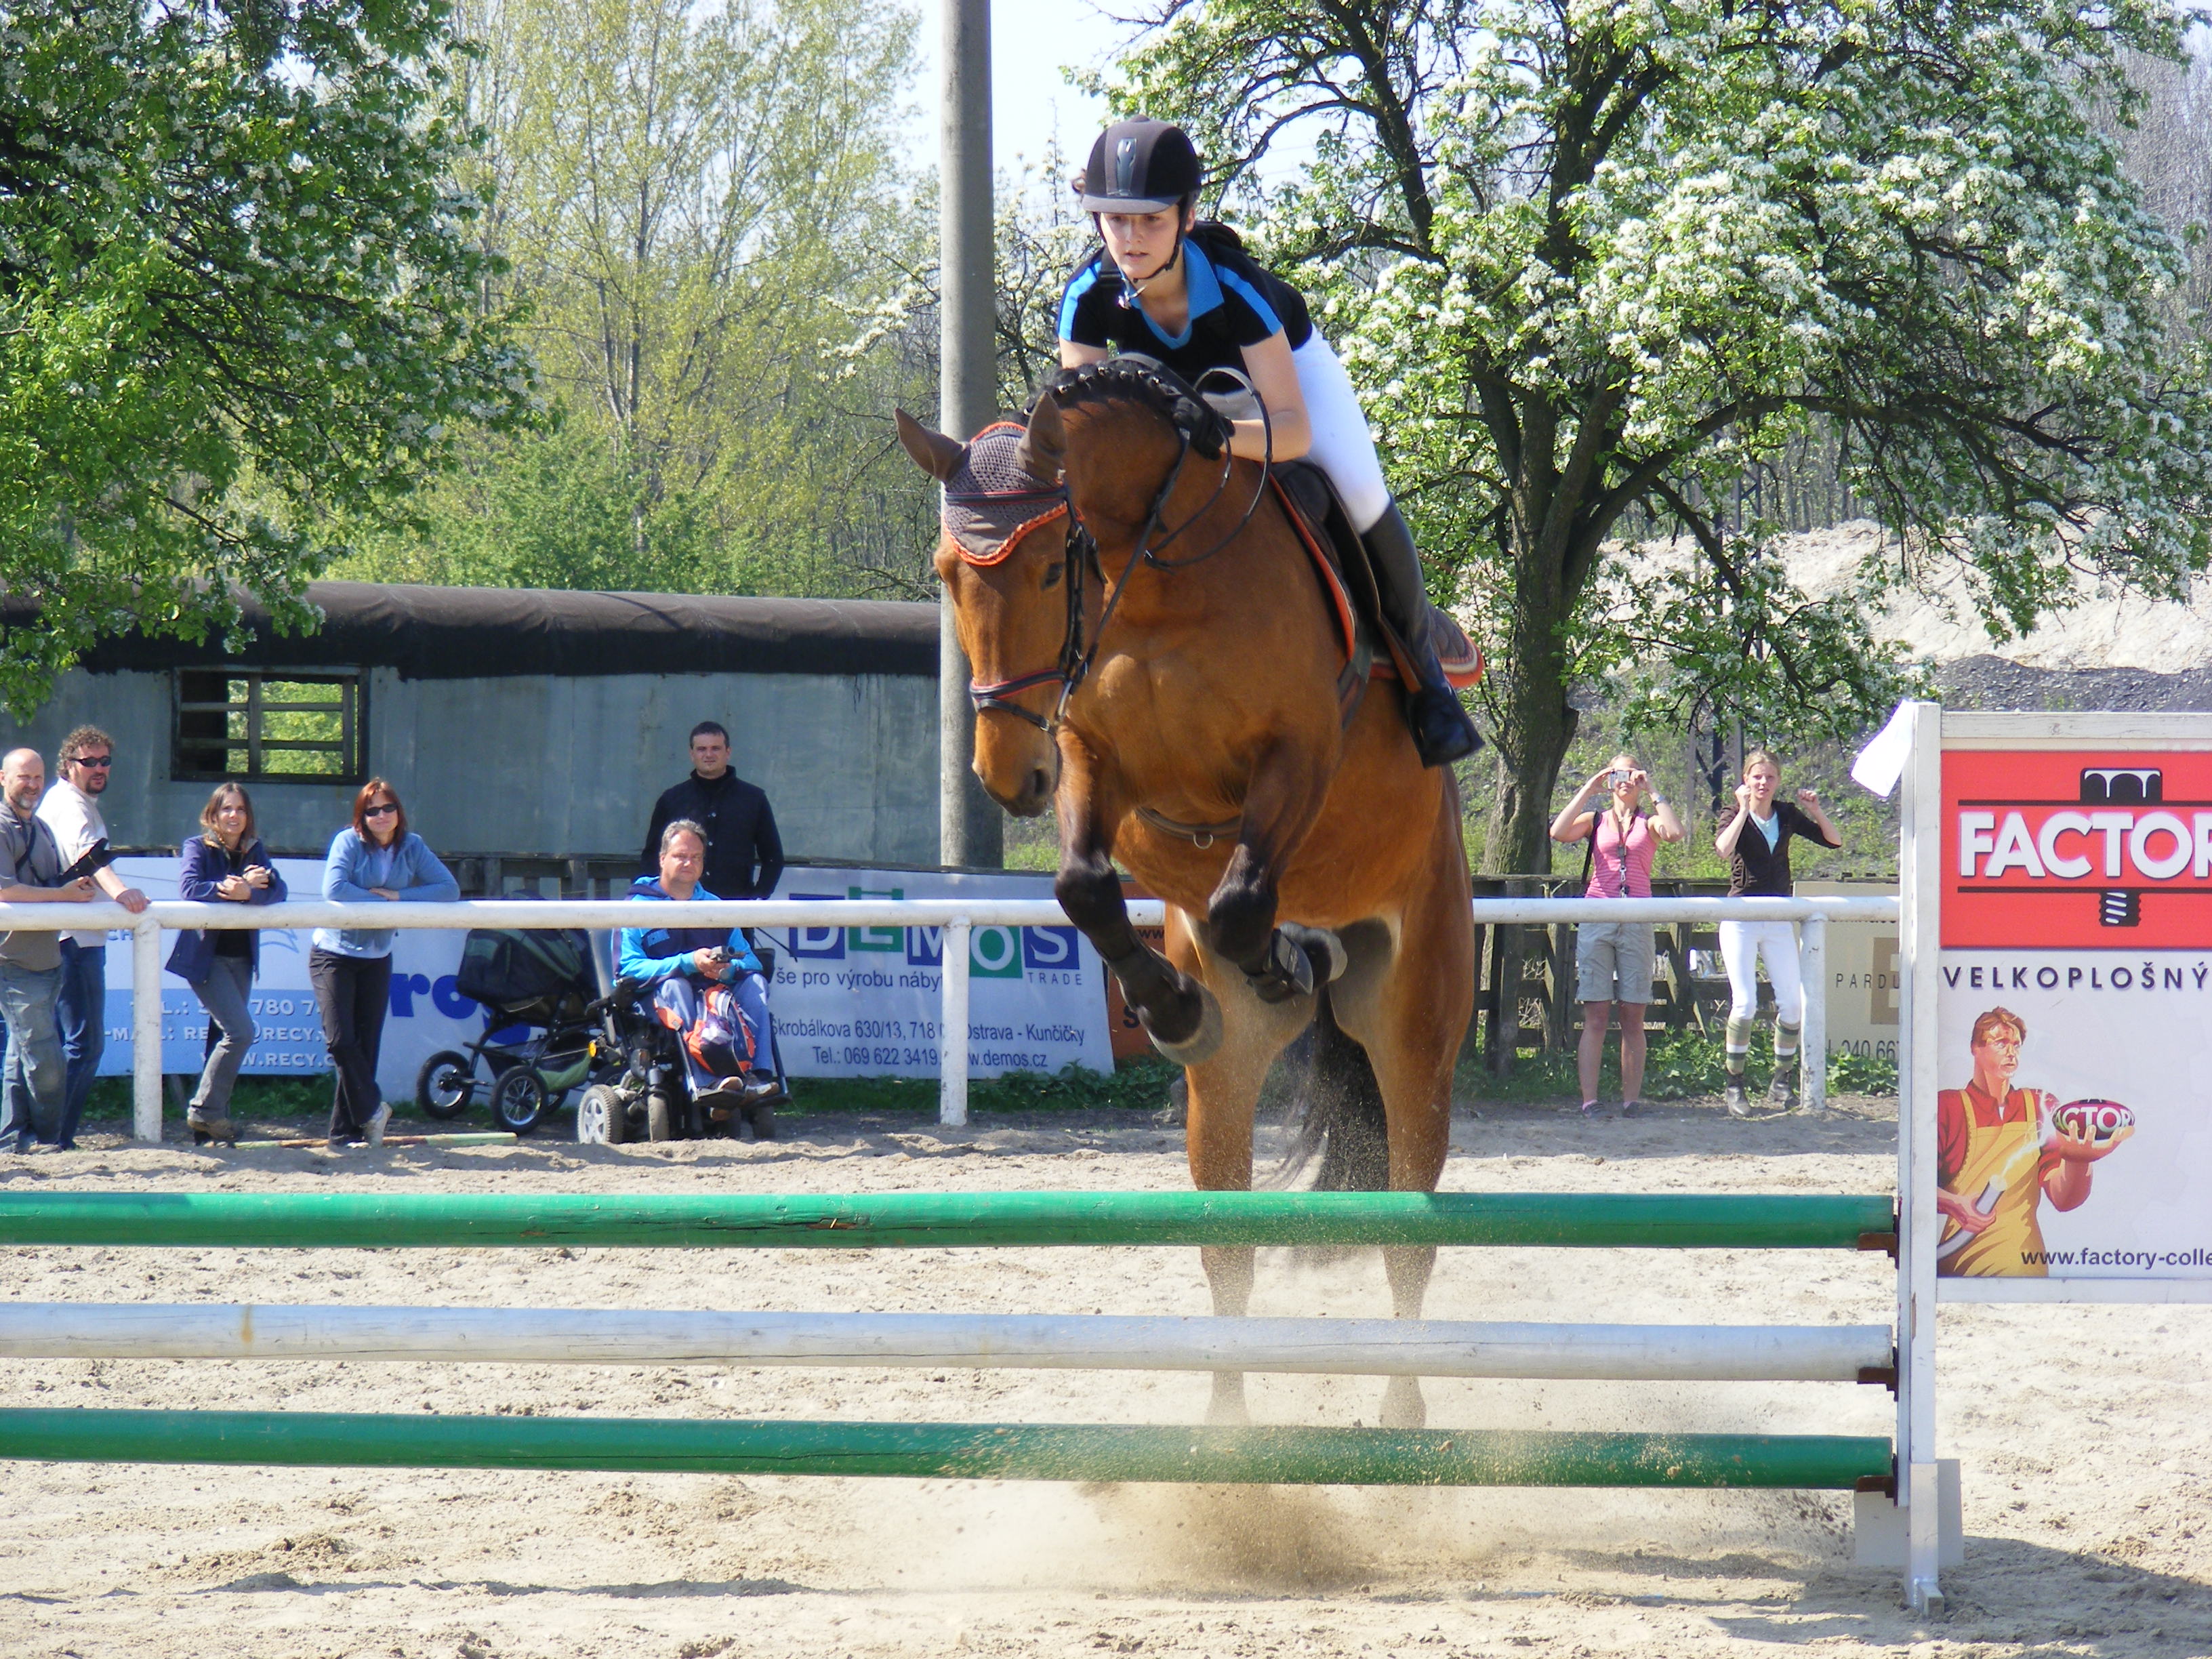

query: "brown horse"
xmin=898 ymin=359 xmax=1474 ymax=1427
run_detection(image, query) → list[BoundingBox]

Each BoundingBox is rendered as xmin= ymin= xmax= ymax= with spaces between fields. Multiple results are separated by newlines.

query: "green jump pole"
xmin=0 ymin=1191 xmax=1895 ymax=1252
xmin=0 ymin=1409 xmax=1893 ymax=1490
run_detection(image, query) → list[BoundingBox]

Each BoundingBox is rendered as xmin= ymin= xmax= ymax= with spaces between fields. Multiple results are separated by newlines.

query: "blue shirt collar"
xmin=1136 ymin=237 xmax=1221 ymax=352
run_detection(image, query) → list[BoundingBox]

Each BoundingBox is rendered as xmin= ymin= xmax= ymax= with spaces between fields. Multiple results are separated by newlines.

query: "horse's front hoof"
xmin=1378 ymin=1376 xmax=1427 ymax=1430
xmin=1147 ymin=981 xmax=1223 ymax=1067
xmin=1244 ymin=927 xmax=1316 ymax=1005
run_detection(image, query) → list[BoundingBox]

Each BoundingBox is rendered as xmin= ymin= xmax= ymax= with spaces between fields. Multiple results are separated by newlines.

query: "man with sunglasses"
xmin=36 ymin=726 xmax=149 ymax=1147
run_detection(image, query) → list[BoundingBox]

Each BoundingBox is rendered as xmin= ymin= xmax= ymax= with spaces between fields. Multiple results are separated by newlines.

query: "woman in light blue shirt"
xmin=311 ymin=778 xmax=457 ymax=1147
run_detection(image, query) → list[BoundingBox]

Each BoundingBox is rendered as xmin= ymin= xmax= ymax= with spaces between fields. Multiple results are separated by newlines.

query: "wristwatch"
xmin=1650 ymin=794 xmax=1668 ymax=807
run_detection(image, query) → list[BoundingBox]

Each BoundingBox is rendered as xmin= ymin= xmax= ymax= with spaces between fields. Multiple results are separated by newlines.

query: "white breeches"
xmin=1718 ymin=920 xmax=1804 ymax=1026
xmin=1292 ymin=332 xmax=1391 ymax=533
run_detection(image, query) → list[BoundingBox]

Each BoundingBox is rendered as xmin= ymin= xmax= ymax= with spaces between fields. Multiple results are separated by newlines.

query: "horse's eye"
xmin=1040 ymin=562 xmax=1063 ymax=590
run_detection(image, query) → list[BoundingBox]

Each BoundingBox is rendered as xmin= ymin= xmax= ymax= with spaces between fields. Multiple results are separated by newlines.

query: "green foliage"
xmin=331 ymin=0 xmax=934 ymax=600
xmin=0 ymin=0 xmax=535 ymax=715
xmin=1105 ymin=0 xmax=2212 ymax=873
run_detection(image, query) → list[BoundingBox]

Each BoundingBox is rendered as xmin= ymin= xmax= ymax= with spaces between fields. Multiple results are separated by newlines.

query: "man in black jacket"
xmin=640 ymin=723 xmax=785 ymax=900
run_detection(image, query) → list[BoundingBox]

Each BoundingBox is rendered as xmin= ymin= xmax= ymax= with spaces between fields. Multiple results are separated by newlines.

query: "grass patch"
xmin=1458 ymin=1026 xmax=1898 ymax=1104
xmin=787 ymin=1055 xmax=1180 ymax=1117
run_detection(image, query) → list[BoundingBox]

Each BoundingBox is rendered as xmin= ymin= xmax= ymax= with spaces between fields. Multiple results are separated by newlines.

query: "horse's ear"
xmin=1015 ymin=396 xmax=1065 ymax=484
xmin=895 ymin=409 xmax=966 ymax=481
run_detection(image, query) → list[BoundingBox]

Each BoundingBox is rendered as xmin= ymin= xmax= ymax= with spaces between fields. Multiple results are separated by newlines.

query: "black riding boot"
xmin=1362 ymin=501 xmax=1481 ymax=767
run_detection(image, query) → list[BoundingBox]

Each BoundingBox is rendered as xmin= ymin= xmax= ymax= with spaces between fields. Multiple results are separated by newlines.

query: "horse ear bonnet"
xmin=940 ymin=422 xmax=1069 ymax=566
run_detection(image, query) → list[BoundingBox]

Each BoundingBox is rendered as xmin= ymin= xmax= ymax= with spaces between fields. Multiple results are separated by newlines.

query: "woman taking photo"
xmin=1550 ymin=756 xmax=1684 ymax=1119
xmin=166 ymin=784 xmax=287 ymax=1145
xmin=312 ymin=779 xmax=457 ymax=1147
xmin=1059 ymin=117 xmax=1479 ymax=768
xmin=1713 ymin=750 xmax=1843 ymax=1117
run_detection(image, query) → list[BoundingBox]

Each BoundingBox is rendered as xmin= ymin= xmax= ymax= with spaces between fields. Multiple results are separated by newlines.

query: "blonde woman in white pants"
xmin=1713 ymin=752 xmax=1841 ymax=1117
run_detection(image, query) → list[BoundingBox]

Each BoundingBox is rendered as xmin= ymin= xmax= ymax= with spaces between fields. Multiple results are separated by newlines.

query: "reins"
xmin=958 ymin=367 xmax=1273 ymax=736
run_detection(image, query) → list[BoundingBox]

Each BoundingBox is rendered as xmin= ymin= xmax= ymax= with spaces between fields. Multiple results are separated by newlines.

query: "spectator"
xmin=1550 ymin=755 xmax=1685 ymax=1119
xmin=35 ymin=725 xmax=150 ymax=1148
xmin=167 ymin=784 xmax=287 ymax=1145
xmin=312 ymin=779 xmax=457 ymax=1148
xmin=1713 ymin=750 xmax=1843 ymax=1118
xmin=620 ymin=818 xmax=781 ymax=1134
xmin=640 ymin=722 xmax=784 ymax=902
xmin=0 ymin=748 xmax=98 ymax=1153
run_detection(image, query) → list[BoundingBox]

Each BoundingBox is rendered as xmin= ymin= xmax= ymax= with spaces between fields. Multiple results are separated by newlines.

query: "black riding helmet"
xmin=1078 ymin=118 xmax=1202 ymax=214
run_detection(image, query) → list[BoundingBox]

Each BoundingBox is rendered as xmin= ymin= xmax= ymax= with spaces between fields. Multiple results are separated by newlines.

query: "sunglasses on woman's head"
xmin=364 ymin=803 xmax=398 ymax=819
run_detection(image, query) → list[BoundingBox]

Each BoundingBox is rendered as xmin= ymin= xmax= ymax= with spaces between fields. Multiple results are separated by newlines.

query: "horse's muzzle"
xmin=971 ymin=714 xmax=1060 ymax=817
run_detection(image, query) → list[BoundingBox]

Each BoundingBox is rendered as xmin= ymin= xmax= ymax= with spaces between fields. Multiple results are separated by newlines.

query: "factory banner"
xmin=1934 ymin=743 xmax=2212 ymax=1282
xmin=89 ymin=859 xmax=1113 ymax=1099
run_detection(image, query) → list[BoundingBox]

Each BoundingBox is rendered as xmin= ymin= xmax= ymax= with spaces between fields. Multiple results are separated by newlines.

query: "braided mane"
xmin=1036 ymin=356 xmax=1205 ymax=424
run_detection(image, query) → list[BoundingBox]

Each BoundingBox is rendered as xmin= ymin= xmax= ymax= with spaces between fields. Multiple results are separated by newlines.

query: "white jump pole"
xmin=940 ymin=918 xmax=971 ymax=1126
xmin=1799 ymin=914 xmax=1827 ymax=1113
xmin=131 ymin=918 xmax=163 ymax=1143
xmin=0 ymin=1304 xmax=1895 ymax=1382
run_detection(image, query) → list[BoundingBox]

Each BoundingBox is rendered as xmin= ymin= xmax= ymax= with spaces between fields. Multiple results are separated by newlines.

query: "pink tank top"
xmin=1583 ymin=810 xmax=1655 ymax=899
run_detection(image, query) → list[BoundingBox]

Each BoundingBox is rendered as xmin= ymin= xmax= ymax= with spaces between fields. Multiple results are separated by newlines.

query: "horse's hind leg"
xmin=1329 ymin=828 xmax=1476 ymax=1431
xmin=1170 ymin=909 xmax=1311 ymax=1424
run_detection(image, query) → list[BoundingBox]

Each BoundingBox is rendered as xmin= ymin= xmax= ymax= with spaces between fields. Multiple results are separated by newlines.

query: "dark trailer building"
xmin=0 ymin=582 xmax=941 ymax=875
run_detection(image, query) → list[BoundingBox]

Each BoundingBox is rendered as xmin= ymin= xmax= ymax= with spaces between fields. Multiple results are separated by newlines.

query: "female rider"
xmin=1057 ymin=117 xmax=1480 ymax=768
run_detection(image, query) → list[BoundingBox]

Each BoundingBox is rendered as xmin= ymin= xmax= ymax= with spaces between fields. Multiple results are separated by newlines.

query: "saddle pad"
xmin=1269 ymin=476 xmax=1483 ymax=691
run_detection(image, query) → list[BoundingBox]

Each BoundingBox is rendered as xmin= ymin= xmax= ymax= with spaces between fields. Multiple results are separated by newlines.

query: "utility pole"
xmin=939 ymin=0 xmax=1003 ymax=869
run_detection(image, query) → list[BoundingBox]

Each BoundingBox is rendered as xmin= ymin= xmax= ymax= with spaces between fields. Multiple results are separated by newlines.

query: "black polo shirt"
xmin=1059 ymin=227 xmax=1313 ymax=387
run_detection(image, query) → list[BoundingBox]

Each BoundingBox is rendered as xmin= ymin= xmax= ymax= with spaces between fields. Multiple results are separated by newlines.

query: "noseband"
xmin=951 ymin=372 xmax=1273 ymax=736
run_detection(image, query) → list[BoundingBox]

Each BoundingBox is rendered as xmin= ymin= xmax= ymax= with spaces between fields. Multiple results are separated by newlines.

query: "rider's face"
xmin=1099 ymin=205 xmax=1190 ymax=283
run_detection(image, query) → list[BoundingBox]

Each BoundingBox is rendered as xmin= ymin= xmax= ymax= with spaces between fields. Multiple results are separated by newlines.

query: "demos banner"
xmin=85 ymin=859 xmax=1111 ymax=1098
xmin=757 ymin=866 xmax=1113 ymax=1079
xmin=1936 ymin=739 xmax=2212 ymax=1284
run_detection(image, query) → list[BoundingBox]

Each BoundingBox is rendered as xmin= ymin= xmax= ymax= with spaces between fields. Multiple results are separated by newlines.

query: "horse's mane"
xmin=1034 ymin=356 xmax=1227 ymax=454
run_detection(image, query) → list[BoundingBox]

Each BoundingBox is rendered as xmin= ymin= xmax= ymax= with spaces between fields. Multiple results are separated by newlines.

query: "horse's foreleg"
xmin=1052 ymin=741 xmax=1220 ymax=1060
xmin=1206 ymin=740 xmax=1332 ymax=1004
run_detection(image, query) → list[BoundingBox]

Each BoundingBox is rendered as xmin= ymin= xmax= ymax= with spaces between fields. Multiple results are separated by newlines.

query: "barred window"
xmin=172 ymin=670 xmax=366 ymax=782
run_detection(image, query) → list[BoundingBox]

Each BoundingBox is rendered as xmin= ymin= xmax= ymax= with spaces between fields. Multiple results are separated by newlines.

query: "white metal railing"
xmin=0 ymin=893 xmax=1895 ymax=1137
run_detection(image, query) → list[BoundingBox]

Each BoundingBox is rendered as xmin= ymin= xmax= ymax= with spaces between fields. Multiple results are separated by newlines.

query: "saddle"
xmin=1267 ymin=461 xmax=1484 ymax=726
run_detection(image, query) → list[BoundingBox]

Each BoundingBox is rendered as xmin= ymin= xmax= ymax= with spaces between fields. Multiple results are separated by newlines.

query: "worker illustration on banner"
xmin=1934 ymin=1007 xmax=2132 ymax=1276
xmin=1937 ymin=743 xmax=2212 ymax=1282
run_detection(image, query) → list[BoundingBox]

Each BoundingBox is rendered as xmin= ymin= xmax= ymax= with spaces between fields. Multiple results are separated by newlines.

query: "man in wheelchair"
xmin=619 ymin=817 xmax=783 ymax=1128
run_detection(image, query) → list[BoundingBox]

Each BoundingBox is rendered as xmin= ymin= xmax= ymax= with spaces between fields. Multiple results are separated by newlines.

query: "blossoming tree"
xmin=1109 ymin=0 xmax=2212 ymax=893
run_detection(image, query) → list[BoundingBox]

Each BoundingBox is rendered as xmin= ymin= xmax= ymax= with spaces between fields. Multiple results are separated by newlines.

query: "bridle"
xmin=956 ymin=371 xmax=1273 ymax=736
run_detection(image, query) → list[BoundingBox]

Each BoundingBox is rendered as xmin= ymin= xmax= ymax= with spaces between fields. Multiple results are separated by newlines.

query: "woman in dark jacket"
xmin=167 ymin=783 xmax=287 ymax=1144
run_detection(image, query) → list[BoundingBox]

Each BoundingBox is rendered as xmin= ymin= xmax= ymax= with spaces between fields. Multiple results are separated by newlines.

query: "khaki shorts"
xmin=1576 ymin=920 xmax=1656 ymax=1006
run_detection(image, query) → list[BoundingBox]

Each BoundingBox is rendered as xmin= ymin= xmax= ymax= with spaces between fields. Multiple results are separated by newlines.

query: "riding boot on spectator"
xmin=1361 ymin=503 xmax=1481 ymax=769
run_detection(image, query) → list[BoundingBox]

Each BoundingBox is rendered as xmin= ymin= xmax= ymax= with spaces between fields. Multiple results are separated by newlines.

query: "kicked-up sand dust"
xmin=1 ymin=1092 xmax=2207 ymax=1657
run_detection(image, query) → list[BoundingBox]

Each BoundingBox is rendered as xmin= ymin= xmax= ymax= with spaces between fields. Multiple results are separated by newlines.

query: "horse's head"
xmin=896 ymin=407 xmax=1074 ymax=817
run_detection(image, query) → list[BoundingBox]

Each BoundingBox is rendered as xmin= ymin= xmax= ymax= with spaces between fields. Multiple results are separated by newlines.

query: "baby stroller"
xmin=415 ymin=926 xmax=608 ymax=1134
xmin=573 ymin=941 xmax=784 ymax=1145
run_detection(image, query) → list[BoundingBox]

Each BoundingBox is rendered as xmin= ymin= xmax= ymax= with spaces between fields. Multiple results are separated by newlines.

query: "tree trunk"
xmin=1478 ymin=579 xmax=1580 ymax=1076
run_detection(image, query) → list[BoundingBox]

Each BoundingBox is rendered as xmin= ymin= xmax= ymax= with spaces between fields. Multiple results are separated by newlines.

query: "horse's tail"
xmin=1271 ymin=980 xmax=1390 ymax=1192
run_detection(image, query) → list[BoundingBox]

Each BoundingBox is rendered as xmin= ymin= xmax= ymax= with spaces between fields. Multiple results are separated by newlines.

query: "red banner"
xmin=1942 ymin=749 xmax=2212 ymax=947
